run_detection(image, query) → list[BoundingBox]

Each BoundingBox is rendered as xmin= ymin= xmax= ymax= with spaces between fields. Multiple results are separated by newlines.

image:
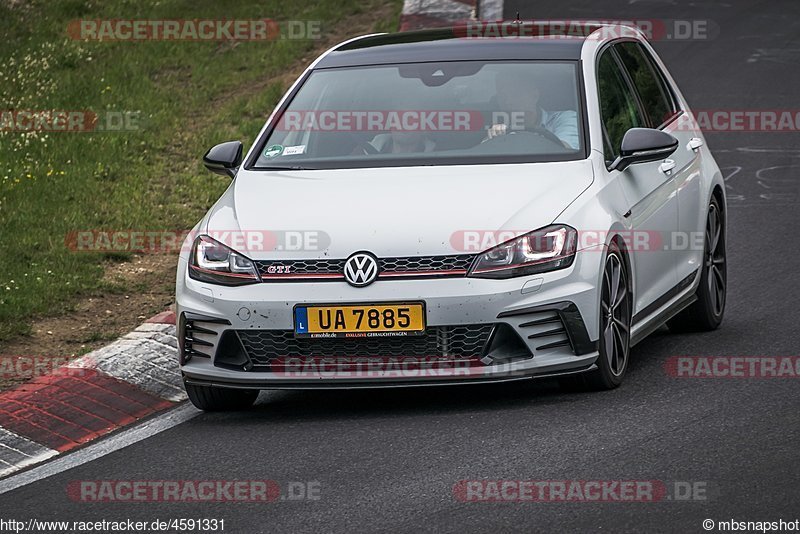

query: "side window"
xmin=614 ymin=42 xmax=676 ymax=128
xmin=597 ymin=49 xmax=645 ymax=161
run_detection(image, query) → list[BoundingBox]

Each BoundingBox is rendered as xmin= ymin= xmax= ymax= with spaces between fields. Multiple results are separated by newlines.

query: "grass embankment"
xmin=0 ymin=0 xmax=402 ymax=347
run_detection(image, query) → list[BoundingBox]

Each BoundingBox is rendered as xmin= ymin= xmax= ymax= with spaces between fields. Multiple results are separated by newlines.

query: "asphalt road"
xmin=1 ymin=1 xmax=799 ymax=532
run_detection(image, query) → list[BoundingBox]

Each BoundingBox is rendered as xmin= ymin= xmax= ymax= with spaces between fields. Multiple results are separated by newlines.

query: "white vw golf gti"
xmin=176 ymin=23 xmax=727 ymax=410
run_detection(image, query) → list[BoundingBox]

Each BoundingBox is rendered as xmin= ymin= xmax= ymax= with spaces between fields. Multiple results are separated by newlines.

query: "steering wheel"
xmin=345 ymin=132 xmax=379 ymax=155
xmin=481 ymin=128 xmax=568 ymax=152
xmin=527 ymin=127 xmax=567 ymax=148
xmin=355 ymin=141 xmax=379 ymax=155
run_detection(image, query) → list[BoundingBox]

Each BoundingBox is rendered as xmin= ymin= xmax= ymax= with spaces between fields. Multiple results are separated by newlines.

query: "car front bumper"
xmin=176 ymin=247 xmax=604 ymax=389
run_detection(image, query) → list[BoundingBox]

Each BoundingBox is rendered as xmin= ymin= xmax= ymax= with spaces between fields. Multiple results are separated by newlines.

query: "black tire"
xmin=668 ymin=196 xmax=726 ymax=332
xmin=184 ymin=382 xmax=259 ymax=411
xmin=561 ymin=242 xmax=632 ymax=391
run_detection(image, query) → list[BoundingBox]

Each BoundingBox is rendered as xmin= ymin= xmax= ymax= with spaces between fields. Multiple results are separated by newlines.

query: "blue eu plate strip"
xmin=294 ymin=307 xmax=308 ymax=334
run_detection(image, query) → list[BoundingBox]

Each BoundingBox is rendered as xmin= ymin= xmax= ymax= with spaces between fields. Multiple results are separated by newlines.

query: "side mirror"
xmin=203 ymin=141 xmax=243 ymax=178
xmin=610 ymin=128 xmax=678 ymax=172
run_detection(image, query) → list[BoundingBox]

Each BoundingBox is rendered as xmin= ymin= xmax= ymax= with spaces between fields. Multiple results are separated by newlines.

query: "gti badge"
xmin=343 ymin=252 xmax=379 ymax=287
xmin=266 ymin=264 xmax=292 ymax=274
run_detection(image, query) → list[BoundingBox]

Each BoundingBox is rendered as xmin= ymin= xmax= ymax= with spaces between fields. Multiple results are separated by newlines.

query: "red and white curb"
xmin=0 ymin=311 xmax=183 ymax=478
xmin=399 ymin=0 xmax=504 ymax=31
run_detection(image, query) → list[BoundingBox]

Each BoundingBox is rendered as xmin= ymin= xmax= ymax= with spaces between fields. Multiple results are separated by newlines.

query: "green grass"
xmin=0 ymin=0 xmax=403 ymax=341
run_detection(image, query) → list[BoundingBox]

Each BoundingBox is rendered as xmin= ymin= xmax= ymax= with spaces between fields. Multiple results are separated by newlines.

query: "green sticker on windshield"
xmin=263 ymin=144 xmax=283 ymax=158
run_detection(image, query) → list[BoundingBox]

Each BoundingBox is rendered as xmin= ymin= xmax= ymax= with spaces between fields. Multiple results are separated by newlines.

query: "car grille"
xmin=236 ymin=325 xmax=494 ymax=367
xmin=256 ymin=258 xmax=346 ymax=276
xmin=254 ymin=254 xmax=475 ymax=281
xmin=379 ymin=255 xmax=475 ymax=273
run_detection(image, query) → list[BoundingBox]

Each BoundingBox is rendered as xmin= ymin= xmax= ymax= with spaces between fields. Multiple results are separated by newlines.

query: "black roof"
xmin=315 ymin=26 xmax=592 ymax=68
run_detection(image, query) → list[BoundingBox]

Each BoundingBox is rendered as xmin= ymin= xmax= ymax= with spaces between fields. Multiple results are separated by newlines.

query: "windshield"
xmin=251 ymin=60 xmax=585 ymax=170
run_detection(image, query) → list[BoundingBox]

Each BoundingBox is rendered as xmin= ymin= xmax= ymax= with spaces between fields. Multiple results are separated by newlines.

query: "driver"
xmin=485 ymin=71 xmax=579 ymax=149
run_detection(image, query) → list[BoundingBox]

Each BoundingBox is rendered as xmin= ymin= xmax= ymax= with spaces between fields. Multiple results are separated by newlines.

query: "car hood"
xmin=204 ymin=161 xmax=593 ymax=259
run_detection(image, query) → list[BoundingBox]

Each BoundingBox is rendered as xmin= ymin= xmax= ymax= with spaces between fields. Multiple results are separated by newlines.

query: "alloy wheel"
xmin=600 ymin=252 xmax=631 ymax=377
xmin=705 ymin=203 xmax=727 ymax=317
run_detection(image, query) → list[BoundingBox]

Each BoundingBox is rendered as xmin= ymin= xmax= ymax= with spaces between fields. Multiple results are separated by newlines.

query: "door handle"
xmin=659 ymin=159 xmax=676 ymax=175
xmin=687 ymin=137 xmax=704 ymax=152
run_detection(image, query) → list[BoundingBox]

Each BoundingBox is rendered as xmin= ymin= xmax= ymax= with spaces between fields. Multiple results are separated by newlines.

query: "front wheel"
xmin=560 ymin=242 xmax=632 ymax=391
xmin=668 ymin=196 xmax=726 ymax=332
xmin=185 ymin=382 xmax=259 ymax=411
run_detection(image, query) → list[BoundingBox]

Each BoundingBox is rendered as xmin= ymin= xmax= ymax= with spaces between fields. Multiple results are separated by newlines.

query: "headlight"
xmin=468 ymin=225 xmax=577 ymax=279
xmin=188 ymin=235 xmax=260 ymax=286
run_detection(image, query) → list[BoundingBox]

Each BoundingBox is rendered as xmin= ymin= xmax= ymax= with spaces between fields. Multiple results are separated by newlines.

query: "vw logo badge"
xmin=343 ymin=252 xmax=379 ymax=287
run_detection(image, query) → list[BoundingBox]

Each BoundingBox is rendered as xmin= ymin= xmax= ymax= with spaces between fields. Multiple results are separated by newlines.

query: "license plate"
xmin=294 ymin=302 xmax=425 ymax=338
